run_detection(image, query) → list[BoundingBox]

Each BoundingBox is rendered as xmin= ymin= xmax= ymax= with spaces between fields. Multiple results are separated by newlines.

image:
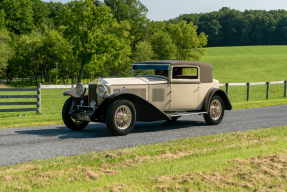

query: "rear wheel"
xmin=106 ymin=100 xmax=136 ymax=136
xmin=62 ymin=97 xmax=89 ymax=130
xmin=204 ymin=95 xmax=225 ymax=125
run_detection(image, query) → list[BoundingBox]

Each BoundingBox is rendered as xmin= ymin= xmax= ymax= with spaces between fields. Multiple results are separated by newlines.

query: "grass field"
xmin=202 ymin=45 xmax=287 ymax=83
xmin=0 ymin=125 xmax=286 ymax=191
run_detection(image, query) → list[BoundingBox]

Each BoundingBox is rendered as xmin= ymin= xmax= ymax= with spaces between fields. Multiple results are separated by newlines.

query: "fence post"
xmin=226 ymin=83 xmax=229 ymax=95
xmin=37 ymin=83 xmax=41 ymax=114
xmin=266 ymin=82 xmax=270 ymax=100
xmin=285 ymin=80 xmax=287 ymax=98
xmin=247 ymin=82 xmax=250 ymax=101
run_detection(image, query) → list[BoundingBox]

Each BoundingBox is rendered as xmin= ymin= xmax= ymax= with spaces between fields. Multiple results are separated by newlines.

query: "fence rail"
xmin=0 ymin=83 xmax=41 ymax=113
xmin=220 ymin=80 xmax=287 ymax=101
xmin=41 ymin=84 xmax=88 ymax=89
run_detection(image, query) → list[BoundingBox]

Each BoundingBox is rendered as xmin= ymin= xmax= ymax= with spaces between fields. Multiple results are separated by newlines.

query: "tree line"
xmin=0 ymin=0 xmax=207 ymax=84
xmin=169 ymin=7 xmax=287 ymax=47
xmin=1 ymin=1 xmax=287 ymax=84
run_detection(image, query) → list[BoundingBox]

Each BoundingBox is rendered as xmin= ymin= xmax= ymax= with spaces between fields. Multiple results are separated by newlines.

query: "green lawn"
xmin=1 ymin=125 xmax=286 ymax=191
xmin=202 ymin=45 xmax=287 ymax=83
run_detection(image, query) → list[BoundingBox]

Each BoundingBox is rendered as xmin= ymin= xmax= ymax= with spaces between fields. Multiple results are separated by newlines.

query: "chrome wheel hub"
xmin=115 ymin=105 xmax=132 ymax=130
xmin=210 ymin=99 xmax=222 ymax=121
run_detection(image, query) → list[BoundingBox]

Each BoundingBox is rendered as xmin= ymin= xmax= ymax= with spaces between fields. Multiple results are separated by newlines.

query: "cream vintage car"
xmin=62 ymin=60 xmax=232 ymax=136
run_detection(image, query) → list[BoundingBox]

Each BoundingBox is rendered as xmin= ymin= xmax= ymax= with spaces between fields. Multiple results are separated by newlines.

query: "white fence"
xmin=40 ymin=81 xmax=287 ymax=101
xmin=220 ymin=81 xmax=287 ymax=100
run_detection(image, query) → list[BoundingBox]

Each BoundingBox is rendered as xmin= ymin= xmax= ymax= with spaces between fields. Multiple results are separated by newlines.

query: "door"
xmin=169 ymin=66 xmax=200 ymax=111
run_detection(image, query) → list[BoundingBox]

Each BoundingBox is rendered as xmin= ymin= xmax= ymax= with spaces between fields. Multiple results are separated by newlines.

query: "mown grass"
xmin=202 ymin=45 xmax=287 ymax=83
xmin=0 ymin=125 xmax=287 ymax=191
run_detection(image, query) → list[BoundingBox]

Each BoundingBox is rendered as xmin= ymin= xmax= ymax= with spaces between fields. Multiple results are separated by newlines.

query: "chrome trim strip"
xmin=168 ymin=111 xmax=207 ymax=117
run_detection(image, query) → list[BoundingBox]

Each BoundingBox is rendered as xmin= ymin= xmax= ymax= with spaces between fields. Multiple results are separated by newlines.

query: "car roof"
xmin=133 ymin=60 xmax=213 ymax=83
xmin=133 ymin=60 xmax=210 ymax=66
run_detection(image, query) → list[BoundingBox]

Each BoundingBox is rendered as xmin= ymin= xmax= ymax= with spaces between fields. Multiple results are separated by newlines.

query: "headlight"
xmin=96 ymin=84 xmax=107 ymax=98
xmin=75 ymin=83 xmax=86 ymax=97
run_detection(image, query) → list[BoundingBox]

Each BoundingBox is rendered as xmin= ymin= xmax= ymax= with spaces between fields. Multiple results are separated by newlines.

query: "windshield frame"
xmin=131 ymin=64 xmax=170 ymax=80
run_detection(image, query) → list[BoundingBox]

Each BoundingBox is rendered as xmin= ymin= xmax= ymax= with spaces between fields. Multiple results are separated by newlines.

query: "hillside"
xmin=201 ymin=46 xmax=287 ymax=83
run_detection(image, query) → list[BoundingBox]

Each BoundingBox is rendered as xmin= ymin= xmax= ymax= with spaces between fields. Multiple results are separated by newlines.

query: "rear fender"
xmin=202 ymin=88 xmax=232 ymax=113
xmin=92 ymin=92 xmax=171 ymax=122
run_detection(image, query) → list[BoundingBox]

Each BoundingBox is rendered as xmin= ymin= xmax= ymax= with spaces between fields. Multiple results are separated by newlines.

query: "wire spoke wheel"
xmin=62 ymin=97 xmax=89 ymax=130
xmin=106 ymin=100 xmax=136 ymax=136
xmin=114 ymin=105 xmax=132 ymax=130
xmin=204 ymin=95 xmax=225 ymax=125
xmin=210 ymin=99 xmax=222 ymax=120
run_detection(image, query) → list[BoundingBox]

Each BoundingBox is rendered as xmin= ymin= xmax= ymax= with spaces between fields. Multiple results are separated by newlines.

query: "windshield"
xmin=132 ymin=64 xmax=170 ymax=79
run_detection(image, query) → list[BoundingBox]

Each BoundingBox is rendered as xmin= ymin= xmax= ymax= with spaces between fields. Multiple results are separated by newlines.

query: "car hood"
xmin=98 ymin=76 xmax=168 ymax=86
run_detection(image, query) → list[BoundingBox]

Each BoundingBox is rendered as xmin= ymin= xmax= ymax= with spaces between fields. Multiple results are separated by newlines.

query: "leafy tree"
xmin=0 ymin=0 xmax=35 ymax=35
xmin=104 ymin=0 xmax=148 ymax=55
xmin=60 ymin=0 xmax=131 ymax=82
xmin=0 ymin=9 xmax=5 ymax=29
xmin=168 ymin=21 xmax=207 ymax=61
xmin=150 ymin=32 xmax=176 ymax=60
xmin=0 ymin=29 xmax=13 ymax=77
xmin=14 ymin=31 xmax=43 ymax=83
xmin=47 ymin=1 xmax=66 ymax=27
xmin=132 ymin=41 xmax=153 ymax=62
xmin=31 ymin=0 xmax=50 ymax=27
xmin=42 ymin=29 xmax=73 ymax=84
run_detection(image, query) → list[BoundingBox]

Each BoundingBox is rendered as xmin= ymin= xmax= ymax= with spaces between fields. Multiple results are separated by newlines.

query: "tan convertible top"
xmin=133 ymin=60 xmax=213 ymax=83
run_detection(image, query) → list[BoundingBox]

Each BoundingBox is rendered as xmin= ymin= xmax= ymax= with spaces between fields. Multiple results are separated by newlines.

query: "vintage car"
xmin=62 ymin=60 xmax=232 ymax=136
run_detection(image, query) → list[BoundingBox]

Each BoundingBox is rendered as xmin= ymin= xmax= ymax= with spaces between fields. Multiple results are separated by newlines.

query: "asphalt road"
xmin=0 ymin=104 xmax=287 ymax=167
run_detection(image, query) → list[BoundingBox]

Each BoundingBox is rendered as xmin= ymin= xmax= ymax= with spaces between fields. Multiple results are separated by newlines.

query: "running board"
xmin=167 ymin=111 xmax=207 ymax=117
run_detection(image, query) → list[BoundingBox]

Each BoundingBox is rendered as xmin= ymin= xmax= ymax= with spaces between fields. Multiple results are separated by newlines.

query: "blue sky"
xmin=42 ymin=0 xmax=287 ymax=21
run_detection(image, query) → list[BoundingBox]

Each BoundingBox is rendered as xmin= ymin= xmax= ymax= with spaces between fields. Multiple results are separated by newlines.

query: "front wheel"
xmin=62 ymin=97 xmax=89 ymax=130
xmin=204 ymin=95 xmax=225 ymax=125
xmin=106 ymin=100 xmax=136 ymax=136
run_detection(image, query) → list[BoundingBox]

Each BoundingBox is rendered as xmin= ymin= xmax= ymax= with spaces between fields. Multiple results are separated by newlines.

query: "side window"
xmin=172 ymin=67 xmax=198 ymax=79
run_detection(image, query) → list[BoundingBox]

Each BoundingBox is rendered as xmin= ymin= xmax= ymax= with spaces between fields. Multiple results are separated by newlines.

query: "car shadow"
xmin=132 ymin=120 xmax=208 ymax=133
xmin=15 ymin=120 xmax=208 ymax=139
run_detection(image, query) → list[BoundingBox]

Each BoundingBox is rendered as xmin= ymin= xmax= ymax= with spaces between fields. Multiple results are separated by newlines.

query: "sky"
xmin=42 ymin=0 xmax=287 ymax=21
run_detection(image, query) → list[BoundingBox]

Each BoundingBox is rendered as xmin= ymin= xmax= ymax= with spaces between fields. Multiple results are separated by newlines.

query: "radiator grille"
xmin=152 ymin=88 xmax=164 ymax=102
xmin=88 ymin=84 xmax=97 ymax=105
xmin=113 ymin=88 xmax=146 ymax=100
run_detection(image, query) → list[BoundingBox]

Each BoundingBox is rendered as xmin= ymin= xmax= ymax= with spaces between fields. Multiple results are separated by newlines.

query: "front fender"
xmin=92 ymin=92 xmax=171 ymax=122
xmin=202 ymin=88 xmax=232 ymax=113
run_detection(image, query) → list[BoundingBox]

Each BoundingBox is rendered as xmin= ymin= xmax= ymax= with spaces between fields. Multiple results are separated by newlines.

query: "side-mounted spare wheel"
xmin=106 ymin=99 xmax=136 ymax=136
xmin=62 ymin=97 xmax=89 ymax=130
xmin=204 ymin=95 xmax=225 ymax=125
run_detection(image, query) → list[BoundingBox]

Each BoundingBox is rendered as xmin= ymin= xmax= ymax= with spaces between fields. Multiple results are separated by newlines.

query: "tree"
xmin=168 ymin=21 xmax=207 ymax=61
xmin=13 ymin=31 xmax=43 ymax=84
xmin=0 ymin=0 xmax=35 ymax=35
xmin=31 ymin=0 xmax=50 ymax=27
xmin=42 ymin=29 xmax=73 ymax=84
xmin=0 ymin=9 xmax=5 ymax=29
xmin=132 ymin=41 xmax=153 ymax=62
xmin=60 ymin=0 xmax=131 ymax=83
xmin=104 ymin=0 xmax=148 ymax=55
xmin=0 ymin=29 xmax=13 ymax=77
xmin=150 ymin=32 xmax=176 ymax=60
